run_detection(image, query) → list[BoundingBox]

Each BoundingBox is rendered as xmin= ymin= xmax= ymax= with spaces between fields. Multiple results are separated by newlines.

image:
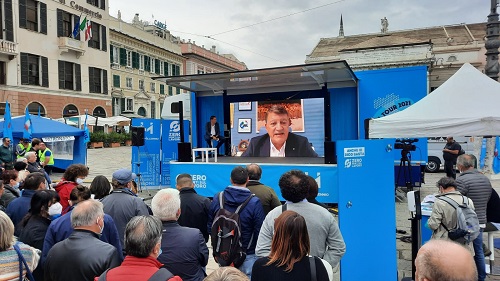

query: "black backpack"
xmin=211 ymin=191 xmax=254 ymax=268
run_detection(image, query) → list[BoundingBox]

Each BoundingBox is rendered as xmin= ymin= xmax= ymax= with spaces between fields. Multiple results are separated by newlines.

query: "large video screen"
xmin=229 ymin=98 xmax=325 ymax=157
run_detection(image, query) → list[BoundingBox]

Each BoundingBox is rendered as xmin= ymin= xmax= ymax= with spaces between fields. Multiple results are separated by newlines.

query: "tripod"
xmin=133 ymin=145 xmax=150 ymax=196
xmin=395 ymin=149 xmax=414 ymax=202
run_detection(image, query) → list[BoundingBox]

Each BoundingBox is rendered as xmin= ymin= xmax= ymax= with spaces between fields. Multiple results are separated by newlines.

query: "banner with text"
xmin=170 ymin=162 xmax=338 ymax=203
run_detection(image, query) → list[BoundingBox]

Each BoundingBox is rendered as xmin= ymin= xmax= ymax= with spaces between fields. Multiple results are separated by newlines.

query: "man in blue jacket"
xmin=42 ymin=184 xmax=123 ymax=264
xmin=207 ymin=166 xmax=265 ymax=278
xmin=6 ymin=172 xmax=46 ymax=233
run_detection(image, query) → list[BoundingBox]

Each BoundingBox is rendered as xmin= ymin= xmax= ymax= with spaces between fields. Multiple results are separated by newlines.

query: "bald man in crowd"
xmin=415 ymin=239 xmax=477 ymax=281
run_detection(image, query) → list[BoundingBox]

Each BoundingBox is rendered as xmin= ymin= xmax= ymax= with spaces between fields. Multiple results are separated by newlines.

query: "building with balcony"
xmin=0 ymin=0 xmax=111 ymax=119
xmin=109 ymin=13 xmax=184 ymax=118
xmin=306 ymin=20 xmax=486 ymax=91
xmin=181 ymin=41 xmax=247 ymax=74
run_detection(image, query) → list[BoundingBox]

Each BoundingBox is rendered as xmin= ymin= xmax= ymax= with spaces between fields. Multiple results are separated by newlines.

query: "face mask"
xmin=49 ymin=202 xmax=62 ymax=216
xmin=76 ymin=178 xmax=84 ymax=184
xmin=13 ymin=182 xmax=20 ymax=190
xmin=97 ymin=218 xmax=104 ymax=234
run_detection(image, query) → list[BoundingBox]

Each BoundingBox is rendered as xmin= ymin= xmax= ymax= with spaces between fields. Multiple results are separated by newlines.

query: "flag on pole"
xmin=38 ymin=106 xmax=41 ymax=117
xmin=23 ymin=107 xmax=32 ymax=140
xmin=480 ymin=138 xmax=487 ymax=169
xmin=79 ymin=16 xmax=87 ymax=32
xmin=85 ymin=19 xmax=92 ymax=41
xmin=72 ymin=15 xmax=82 ymax=38
xmin=493 ymin=136 xmax=500 ymax=174
xmin=83 ymin=112 xmax=90 ymax=143
xmin=3 ymin=101 xmax=13 ymax=141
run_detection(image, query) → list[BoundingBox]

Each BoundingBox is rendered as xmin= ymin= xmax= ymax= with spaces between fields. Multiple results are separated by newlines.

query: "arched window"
xmin=137 ymin=107 xmax=146 ymax=117
xmin=93 ymin=106 xmax=106 ymax=118
xmin=27 ymin=102 xmax=46 ymax=116
xmin=62 ymin=104 xmax=79 ymax=117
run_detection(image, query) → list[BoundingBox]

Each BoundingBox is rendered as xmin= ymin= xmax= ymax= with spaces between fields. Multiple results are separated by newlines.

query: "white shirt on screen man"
xmin=270 ymin=139 xmax=286 ymax=157
xmin=211 ymin=125 xmax=216 ymax=136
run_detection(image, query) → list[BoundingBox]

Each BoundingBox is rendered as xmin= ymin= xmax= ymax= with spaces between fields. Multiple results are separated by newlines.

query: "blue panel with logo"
xmin=161 ymin=119 xmax=190 ymax=186
xmin=131 ymin=118 xmax=162 ymax=187
xmin=170 ymin=162 xmax=338 ymax=203
xmin=337 ymin=139 xmax=396 ymax=281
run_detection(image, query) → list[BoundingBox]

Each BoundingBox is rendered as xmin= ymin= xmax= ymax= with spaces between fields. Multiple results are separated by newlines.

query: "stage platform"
xmin=170 ymin=156 xmax=338 ymax=203
xmin=191 ymin=156 xmax=328 ymax=165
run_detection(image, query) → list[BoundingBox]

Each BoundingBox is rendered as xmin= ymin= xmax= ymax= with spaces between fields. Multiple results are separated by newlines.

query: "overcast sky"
xmin=109 ymin=0 xmax=489 ymax=69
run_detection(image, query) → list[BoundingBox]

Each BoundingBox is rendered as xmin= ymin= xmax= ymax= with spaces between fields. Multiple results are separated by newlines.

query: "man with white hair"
xmin=44 ymin=200 xmax=120 ymax=281
xmin=152 ymin=188 xmax=209 ymax=281
xmin=415 ymin=239 xmax=477 ymax=281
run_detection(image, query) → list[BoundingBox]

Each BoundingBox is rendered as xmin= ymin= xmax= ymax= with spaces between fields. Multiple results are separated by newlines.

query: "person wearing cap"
xmin=101 ymin=168 xmax=150 ymax=250
xmin=16 ymin=138 xmax=31 ymax=159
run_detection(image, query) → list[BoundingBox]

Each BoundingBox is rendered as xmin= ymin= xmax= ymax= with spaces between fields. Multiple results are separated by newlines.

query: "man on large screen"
xmin=241 ymin=105 xmax=318 ymax=157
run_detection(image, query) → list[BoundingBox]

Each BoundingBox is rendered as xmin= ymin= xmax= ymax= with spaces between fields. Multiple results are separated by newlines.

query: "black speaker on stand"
xmin=324 ymin=141 xmax=337 ymax=164
xmin=131 ymin=127 xmax=145 ymax=146
xmin=177 ymin=101 xmax=192 ymax=162
xmin=130 ymin=126 xmax=146 ymax=194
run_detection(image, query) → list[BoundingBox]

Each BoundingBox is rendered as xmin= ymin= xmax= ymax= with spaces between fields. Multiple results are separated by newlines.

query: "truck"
xmin=426 ymin=136 xmax=475 ymax=172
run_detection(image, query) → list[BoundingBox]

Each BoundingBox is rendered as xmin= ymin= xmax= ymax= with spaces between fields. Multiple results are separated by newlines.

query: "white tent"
xmin=368 ymin=63 xmax=500 ymax=138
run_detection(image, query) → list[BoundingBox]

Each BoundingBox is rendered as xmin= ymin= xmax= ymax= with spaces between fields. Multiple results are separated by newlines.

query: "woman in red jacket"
xmin=54 ymin=164 xmax=88 ymax=214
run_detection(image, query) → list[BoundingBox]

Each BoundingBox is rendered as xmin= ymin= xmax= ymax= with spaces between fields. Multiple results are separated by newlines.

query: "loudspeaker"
xmin=324 ymin=141 xmax=337 ymax=164
xmin=131 ymin=127 xmax=145 ymax=146
xmin=178 ymin=142 xmax=192 ymax=162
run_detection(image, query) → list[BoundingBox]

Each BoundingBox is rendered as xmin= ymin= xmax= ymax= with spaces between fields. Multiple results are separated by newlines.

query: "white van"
xmin=426 ymin=137 xmax=475 ymax=172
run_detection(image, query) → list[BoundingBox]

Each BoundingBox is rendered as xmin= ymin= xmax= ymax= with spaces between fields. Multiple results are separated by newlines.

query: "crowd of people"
xmin=0 ymin=160 xmax=346 ymax=281
xmin=1 ymin=134 xmax=495 ymax=281
xmin=422 ymin=153 xmax=498 ymax=281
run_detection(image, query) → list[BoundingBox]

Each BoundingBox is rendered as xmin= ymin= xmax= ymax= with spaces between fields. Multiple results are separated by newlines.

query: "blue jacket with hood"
xmin=207 ymin=186 xmax=265 ymax=255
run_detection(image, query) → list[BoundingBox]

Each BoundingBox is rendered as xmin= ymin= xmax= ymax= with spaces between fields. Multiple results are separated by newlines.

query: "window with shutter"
xmin=75 ymin=64 xmax=81 ymax=91
xmin=113 ymin=75 xmax=120 ymax=87
xmin=160 ymin=84 xmax=165 ymax=95
xmin=18 ymin=0 xmax=26 ymax=29
xmin=58 ymin=60 xmax=65 ymax=89
xmin=144 ymin=56 xmax=150 ymax=72
xmin=120 ymin=97 xmax=125 ymax=112
xmin=132 ymin=52 xmax=139 ymax=69
xmin=119 ymin=48 xmax=126 ymax=66
xmin=4 ymin=0 xmax=13 ymax=41
xmin=164 ymin=62 xmax=169 ymax=76
xmin=101 ymin=25 xmax=107 ymax=51
xmin=41 ymin=56 xmax=48 ymax=87
xmin=39 ymin=2 xmax=46 ymax=34
xmin=155 ymin=59 xmax=160 ymax=75
xmin=103 ymin=70 xmax=108 ymax=94
xmin=20 ymin=53 xmax=29 ymax=85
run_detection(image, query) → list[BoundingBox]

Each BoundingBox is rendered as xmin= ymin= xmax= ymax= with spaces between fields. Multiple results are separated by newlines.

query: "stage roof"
xmin=154 ymin=61 xmax=358 ymax=96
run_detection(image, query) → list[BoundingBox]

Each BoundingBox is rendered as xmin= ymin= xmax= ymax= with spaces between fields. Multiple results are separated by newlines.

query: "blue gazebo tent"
xmin=0 ymin=115 xmax=86 ymax=170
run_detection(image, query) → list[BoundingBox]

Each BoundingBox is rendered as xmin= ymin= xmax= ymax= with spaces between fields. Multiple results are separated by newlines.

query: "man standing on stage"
xmin=443 ymin=137 xmax=461 ymax=179
xmin=204 ymin=116 xmax=225 ymax=155
xmin=38 ymin=142 xmax=54 ymax=175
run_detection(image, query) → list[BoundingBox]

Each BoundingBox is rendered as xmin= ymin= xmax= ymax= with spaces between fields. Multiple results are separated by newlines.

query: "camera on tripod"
xmin=394 ymin=138 xmax=418 ymax=151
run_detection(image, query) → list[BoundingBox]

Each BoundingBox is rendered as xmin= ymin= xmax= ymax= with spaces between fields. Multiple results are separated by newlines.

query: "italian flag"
xmin=85 ymin=20 xmax=92 ymax=41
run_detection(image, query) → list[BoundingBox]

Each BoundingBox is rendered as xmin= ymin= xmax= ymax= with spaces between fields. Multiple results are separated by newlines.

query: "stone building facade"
xmin=306 ymin=21 xmax=487 ymax=91
xmin=0 ymin=0 xmax=111 ymax=119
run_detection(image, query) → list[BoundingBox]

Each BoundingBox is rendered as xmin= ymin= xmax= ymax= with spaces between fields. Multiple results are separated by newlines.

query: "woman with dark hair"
xmin=18 ymin=190 xmax=55 ymax=249
xmin=54 ymin=164 xmax=89 ymax=214
xmin=14 ymin=160 xmax=30 ymax=182
xmin=18 ymin=190 xmax=56 ymax=281
xmin=0 ymin=170 xmax=20 ymax=208
xmin=90 ymin=175 xmax=111 ymax=200
xmin=251 ymin=211 xmax=331 ymax=281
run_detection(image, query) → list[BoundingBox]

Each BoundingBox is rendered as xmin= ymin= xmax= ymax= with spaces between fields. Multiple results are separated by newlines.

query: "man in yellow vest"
xmin=15 ymin=138 xmax=31 ymax=159
xmin=38 ymin=142 xmax=54 ymax=175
